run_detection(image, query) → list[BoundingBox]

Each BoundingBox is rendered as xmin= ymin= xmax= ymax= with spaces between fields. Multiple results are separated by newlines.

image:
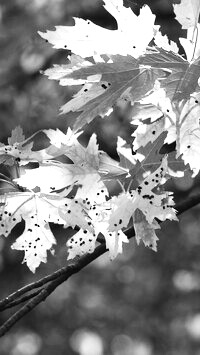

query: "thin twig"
xmin=1 ymin=289 xmax=42 ymax=311
xmin=0 ymin=262 xmax=83 ymax=311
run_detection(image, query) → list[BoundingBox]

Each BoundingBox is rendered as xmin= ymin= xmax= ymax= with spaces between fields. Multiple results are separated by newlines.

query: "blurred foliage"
xmin=1 ymin=0 xmax=200 ymax=354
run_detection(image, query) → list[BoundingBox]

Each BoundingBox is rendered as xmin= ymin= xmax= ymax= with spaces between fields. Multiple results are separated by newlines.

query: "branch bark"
xmin=0 ymin=192 xmax=199 ymax=337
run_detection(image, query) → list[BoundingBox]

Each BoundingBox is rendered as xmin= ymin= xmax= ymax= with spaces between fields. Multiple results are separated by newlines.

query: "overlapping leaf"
xmin=140 ymin=48 xmax=200 ymax=100
xmin=56 ymin=55 xmax=166 ymax=131
xmin=132 ymin=89 xmax=200 ymax=176
xmin=0 ymin=191 xmax=93 ymax=272
xmin=39 ymin=1 xmax=156 ymax=60
xmin=173 ymin=0 xmax=200 ymax=29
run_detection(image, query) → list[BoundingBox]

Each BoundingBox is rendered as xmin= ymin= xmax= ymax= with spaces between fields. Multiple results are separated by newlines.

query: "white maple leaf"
xmin=108 ymin=157 xmax=177 ymax=232
xmin=0 ymin=126 xmax=34 ymax=166
xmin=117 ymin=136 xmax=144 ymax=168
xmin=39 ymin=1 xmax=156 ymax=60
xmin=154 ymin=31 xmax=179 ymax=54
xmin=173 ymin=0 xmax=200 ymax=29
xmin=15 ymin=160 xmax=102 ymax=195
xmin=66 ymin=196 xmax=129 ymax=260
xmin=0 ymin=191 xmax=93 ymax=272
xmin=98 ymin=150 xmax=129 ymax=178
xmin=179 ymin=24 xmax=200 ymax=62
xmin=178 ymin=95 xmax=200 ymax=176
xmin=103 ymin=229 xmax=129 ymax=259
xmin=133 ymin=209 xmax=160 ymax=251
xmin=0 ymin=126 xmax=77 ymax=166
xmin=43 ymin=127 xmax=82 ymax=150
xmin=44 ymin=128 xmax=127 ymax=179
xmin=8 ymin=126 xmax=25 ymax=145
xmin=43 ymin=55 xmax=93 ymax=85
xmin=0 ymin=192 xmax=65 ymax=272
xmin=67 ymin=228 xmax=97 ymax=259
xmin=132 ymin=89 xmax=200 ymax=176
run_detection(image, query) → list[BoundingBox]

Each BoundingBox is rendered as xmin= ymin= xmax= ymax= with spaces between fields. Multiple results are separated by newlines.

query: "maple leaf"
xmin=39 ymin=1 xmax=156 ymax=60
xmin=15 ymin=161 xmax=101 ymax=195
xmin=179 ymin=24 xmax=200 ymax=62
xmin=173 ymin=0 xmax=200 ymax=29
xmin=154 ymin=31 xmax=179 ymax=54
xmin=108 ymin=157 xmax=177 ymax=234
xmin=140 ymin=48 xmax=200 ymax=100
xmin=67 ymin=229 xmax=97 ymax=259
xmin=15 ymin=141 xmax=112 ymax=203
xmin=44 ymin=129 xmax=128 ymax=179
xmin=66 ymin=196 xmax=129 ymax=260
xmin=56 ymin=55 xmax=165 ymax=131
xmin=0 ymin=126 xmax=77 ymax=166
xmin=177 ymin=95 xmax=200 ymax=176
xmin=103 ymin=229 xmax=129 ymax=259
xmin=116 ymin=136 xmax=144 ymax=171
xmin=0 ymin=126 xmax=34 ymax=166
xmin=132 ymin=88 xmax=200 ymax=176
xmin=0 ymin=191 xmax=93 ymax=272
xmin=133 ymin=209 xmax=159 ymax=251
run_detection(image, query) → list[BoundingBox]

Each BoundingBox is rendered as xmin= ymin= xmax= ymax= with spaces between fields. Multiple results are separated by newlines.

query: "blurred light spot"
xmin=111 ymin=335 xmax=152 ymax=355
xmin=70 ymin=329 xmax=104 ymax=355
xmin=116 ymin=265 xmax=135 ymax=283
xmin=186 ymin=314 xmax=200 ymax=339
xmin=20 ymin=52 xmax=45 ymax=74
xmin=11 ymin=332 xmax=42 ymax=355
xmin=79 ymin=285 xmax=105 ymax=310
xmin=14 ymin=94 xmax=29 ymax=114
xmin=180 ymin=214 xmax=200 ymax=245
xmin=173 ymin=270 xmax=200 ymax=292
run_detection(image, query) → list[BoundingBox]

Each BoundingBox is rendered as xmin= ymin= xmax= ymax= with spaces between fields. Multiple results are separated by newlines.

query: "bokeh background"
xmin=1 ymin=0 xmax=200 ymax=354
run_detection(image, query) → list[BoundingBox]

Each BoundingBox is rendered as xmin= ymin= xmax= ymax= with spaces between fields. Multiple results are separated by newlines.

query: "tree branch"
xmin=0 ymin=192 xmax=200 ymax=336
xmin=0 ymin=289 xmax=42 ymax=311
xmin=0 ymin=244 xmax=107 ymax=337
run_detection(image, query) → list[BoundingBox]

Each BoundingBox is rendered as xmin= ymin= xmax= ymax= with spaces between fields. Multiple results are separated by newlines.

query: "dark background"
xmin=1 ymin=1 xmax=200 ymax=354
